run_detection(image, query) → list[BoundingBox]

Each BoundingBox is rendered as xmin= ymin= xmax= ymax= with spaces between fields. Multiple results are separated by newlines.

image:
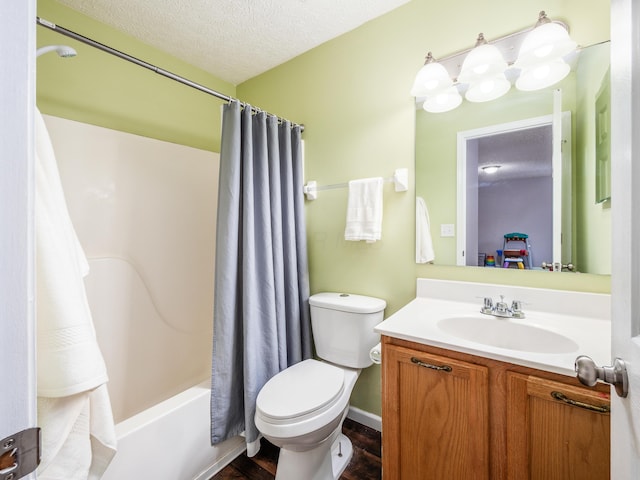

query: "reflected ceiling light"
xmin=422 ymin=87 xmax=463 ymax=113
xmin=481 ymin=165 xmax=501 ymax=174
xmin=410 ymin=52 xmax=453 ymax=97
xmin=515 ymin=11 xmax=577 ymax=68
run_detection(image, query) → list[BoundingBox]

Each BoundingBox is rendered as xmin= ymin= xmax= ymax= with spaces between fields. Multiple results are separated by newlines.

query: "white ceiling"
xmin=53 ymin=0 xmax=410 ymax=85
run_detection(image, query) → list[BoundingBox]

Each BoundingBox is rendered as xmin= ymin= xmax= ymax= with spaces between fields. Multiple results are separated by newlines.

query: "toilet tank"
xmin=309 ymin=292 xmax=386 ymax=368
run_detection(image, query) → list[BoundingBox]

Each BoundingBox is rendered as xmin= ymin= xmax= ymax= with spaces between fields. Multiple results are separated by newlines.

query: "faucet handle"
xmin=511 ymin=300 xmax=525 ymax=318
xmin=481 ymin=297 xmax=493 ymax=314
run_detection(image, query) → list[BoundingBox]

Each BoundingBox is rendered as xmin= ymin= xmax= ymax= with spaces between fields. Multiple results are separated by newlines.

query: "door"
xmin=0 ymin=1 xmax=37 ymax=479
xmin=506 ymin=373 xmax=610 ymax=480
xmin=610 ymin=0 xmax=640 ymax=477
xmin=382 ymin=344 xmax=490 ymax=480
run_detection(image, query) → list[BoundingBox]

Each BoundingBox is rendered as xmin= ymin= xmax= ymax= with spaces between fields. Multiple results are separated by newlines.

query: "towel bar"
xmin=303 ymin=168 xmax=408 ymax=200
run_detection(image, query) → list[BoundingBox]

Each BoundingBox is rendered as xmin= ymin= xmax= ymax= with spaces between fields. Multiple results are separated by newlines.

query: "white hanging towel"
xmin=344 ymin=177 xmax=384 ymax=242
xmin=35 ymin=108 xmax=117 ymax=479
xmin=416 ymin=196 xmax=435 ymax=263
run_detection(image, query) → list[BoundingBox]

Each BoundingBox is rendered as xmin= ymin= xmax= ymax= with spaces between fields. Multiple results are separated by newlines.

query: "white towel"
xmin=35 ymin=108 xmax=117 ymax=478
xmin=416 ymin=197 xmax=435 ymax=263
xmin=344 ymin=177 xmax=384 ymax=242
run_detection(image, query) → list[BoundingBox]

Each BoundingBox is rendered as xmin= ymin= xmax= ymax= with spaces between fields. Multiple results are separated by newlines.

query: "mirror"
xmin=415 ymin=41 xmax=611 ymax=274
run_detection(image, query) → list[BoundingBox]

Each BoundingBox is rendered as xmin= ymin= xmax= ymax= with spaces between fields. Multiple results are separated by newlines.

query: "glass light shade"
xmin=410 ymin=61 xmax=453 ymax=97
xmin=515 ymin=22 xmax=577 ymax=68
xmin=423 ymin=87 xmax=463 ymax=113
xmin=458 ymin=43 xmax=507 ymax=84
xmin=465 ymin=74 xmax=511 ymax=102
xmin=515 ymin=58 xmax=571 ymax=91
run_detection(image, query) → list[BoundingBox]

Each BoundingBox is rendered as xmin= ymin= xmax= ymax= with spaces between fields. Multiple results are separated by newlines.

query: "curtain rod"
xmin=36 ymin=17 xmax=304 ymax=132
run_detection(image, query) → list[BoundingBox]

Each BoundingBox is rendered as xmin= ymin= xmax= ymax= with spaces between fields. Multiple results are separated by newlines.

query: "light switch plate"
xmin=440 ymin=224 xmax=455 ymax=237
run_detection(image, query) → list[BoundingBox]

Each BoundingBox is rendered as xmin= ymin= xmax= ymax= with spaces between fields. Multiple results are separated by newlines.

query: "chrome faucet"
xmin=480 ymin=295 xmax=525 ymax=319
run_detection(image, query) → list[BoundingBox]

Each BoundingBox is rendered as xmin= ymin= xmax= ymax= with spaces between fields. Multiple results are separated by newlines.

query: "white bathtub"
xmin=102 ymin=380 xmax=245 ymax=480
xmin=43 ymin=115 xmax=238 ymax=479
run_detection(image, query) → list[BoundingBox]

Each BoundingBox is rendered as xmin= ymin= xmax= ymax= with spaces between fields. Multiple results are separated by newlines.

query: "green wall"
xmin=37 ymin=0 xmax=234 ymax=151
xmin=575 ymin=43 xmax=612 ymax=274
xmin=37 ymin=0 xmax=611 ymax=417
xmin=415 ymin=79 xmax=576 ymax=267
xmin=238 ymin=0 xmax=611 ymax=415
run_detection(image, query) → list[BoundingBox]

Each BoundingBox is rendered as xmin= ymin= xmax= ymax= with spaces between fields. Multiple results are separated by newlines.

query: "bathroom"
xmin=3 ymin=0 xmax=639 ymax=478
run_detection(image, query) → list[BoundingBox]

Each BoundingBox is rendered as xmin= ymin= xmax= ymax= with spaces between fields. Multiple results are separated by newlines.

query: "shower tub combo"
xmin=44 ymin=115 xmax=243 ymax=478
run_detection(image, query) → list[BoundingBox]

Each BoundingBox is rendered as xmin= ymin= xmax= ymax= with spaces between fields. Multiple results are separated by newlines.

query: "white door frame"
xmin=0 ymin=1 xmax=37 ymax=477
xmin=610 ymin=0 xmax=640 ymax=477
xmin=456 ymin=109 xmax=571 ymax=268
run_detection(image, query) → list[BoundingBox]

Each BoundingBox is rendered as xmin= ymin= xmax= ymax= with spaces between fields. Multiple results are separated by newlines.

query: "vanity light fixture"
xmin=515 ymin=58 xmax=571 ymax=91
xmin=422 ymin=86 xmax=463 ymax=113
xmin=411 ymin=52 xmax=463 ymax=113
xmin=459 ymin=34 xmax=511 ymax=103
xmin=411 ymin=11 xmax=577 ymax=113
xmin=514 ymin=11 xmax=577 ymax=68
xmin=410 ymin=52 xmax=452 ymax=97
xmin=481 ymin=165 xmax=501 ymax=174
xmin=514 ymin=12 xmax=576 ymax=91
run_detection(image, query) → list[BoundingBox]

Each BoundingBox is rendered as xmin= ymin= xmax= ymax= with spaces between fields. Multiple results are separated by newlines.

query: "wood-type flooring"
xmin=211 ymin=418 xmax=381 ymax=480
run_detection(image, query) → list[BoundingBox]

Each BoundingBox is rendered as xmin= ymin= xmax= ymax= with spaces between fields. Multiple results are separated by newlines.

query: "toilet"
xmin=255 ymin=292 xmax=386 ymax=480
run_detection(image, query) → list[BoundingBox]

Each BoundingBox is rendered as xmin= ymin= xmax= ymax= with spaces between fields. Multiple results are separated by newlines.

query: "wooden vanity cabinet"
xmin=382 ymin=344 xmax=490 ymax=480
xmin=381 ymin=337 xmax=611 ymax=480
xmin=506 ymin=373 xmax=611 ymax=480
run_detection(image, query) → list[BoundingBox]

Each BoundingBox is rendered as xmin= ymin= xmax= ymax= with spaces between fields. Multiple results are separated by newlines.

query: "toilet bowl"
xmin=254 ymin=292 xmax=386 ymax=480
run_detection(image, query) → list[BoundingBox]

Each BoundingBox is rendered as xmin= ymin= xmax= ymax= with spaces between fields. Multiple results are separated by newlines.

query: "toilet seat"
xmin=256 ymin=359 xmax=345 ymax=424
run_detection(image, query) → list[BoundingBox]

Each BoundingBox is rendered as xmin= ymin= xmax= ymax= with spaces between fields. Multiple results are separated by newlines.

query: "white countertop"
xmin=375 ymin=279 xmax=611 ymax=377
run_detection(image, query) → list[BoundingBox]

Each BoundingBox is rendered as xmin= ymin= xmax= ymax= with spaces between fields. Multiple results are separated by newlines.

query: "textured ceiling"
xmin=54 ymin=0 xmax=410 ymax=85
xmin=476 ymin=125 xmax=553 ymax=182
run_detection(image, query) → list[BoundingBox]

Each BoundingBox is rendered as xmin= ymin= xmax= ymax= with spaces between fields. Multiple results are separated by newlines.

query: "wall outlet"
xmin=440 ymin=224 xmax=455 ymax=237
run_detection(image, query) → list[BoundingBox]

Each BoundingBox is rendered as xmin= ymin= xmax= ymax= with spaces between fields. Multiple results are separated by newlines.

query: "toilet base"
xmin=330 ymin=433 xmax=353 ymax=479
xmin=274 ymin=432 xmax=353 ymax=480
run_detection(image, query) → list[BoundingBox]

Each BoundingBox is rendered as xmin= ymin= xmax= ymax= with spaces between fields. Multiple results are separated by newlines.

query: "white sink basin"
xmin=374 ymin=280 xmax=611 ymax=376
xmin=436 ymin=315 xmax=580 ymax=354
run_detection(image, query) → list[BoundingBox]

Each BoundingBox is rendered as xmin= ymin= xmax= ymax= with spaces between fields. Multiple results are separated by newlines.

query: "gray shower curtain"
xmin=211 ymin=100 xmax=313 ymax=453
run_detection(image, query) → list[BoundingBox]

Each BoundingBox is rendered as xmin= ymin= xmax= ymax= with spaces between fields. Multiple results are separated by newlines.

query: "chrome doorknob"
xmin=575 ymin=355 xmax=628 ymax=398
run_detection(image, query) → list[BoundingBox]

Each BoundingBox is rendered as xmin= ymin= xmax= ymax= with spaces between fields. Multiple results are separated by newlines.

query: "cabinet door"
xmin=382 ymin=345 xmax=490 ymax=480
xmin=506 ymin=372 xmax=611 ymax=480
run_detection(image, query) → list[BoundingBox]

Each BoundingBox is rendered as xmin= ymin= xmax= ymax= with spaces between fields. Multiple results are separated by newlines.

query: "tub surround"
xmin=375 ymin=278 xmax=611 ymax=377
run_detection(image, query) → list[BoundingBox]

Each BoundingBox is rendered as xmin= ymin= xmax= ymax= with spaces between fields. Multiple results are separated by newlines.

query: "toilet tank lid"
xmin=309 ymin=292 xmax=386 ymax=314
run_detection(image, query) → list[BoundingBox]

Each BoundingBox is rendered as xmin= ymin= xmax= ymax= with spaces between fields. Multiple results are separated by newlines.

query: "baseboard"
xmin=347 ymin=406 xmax=382 ymax=432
